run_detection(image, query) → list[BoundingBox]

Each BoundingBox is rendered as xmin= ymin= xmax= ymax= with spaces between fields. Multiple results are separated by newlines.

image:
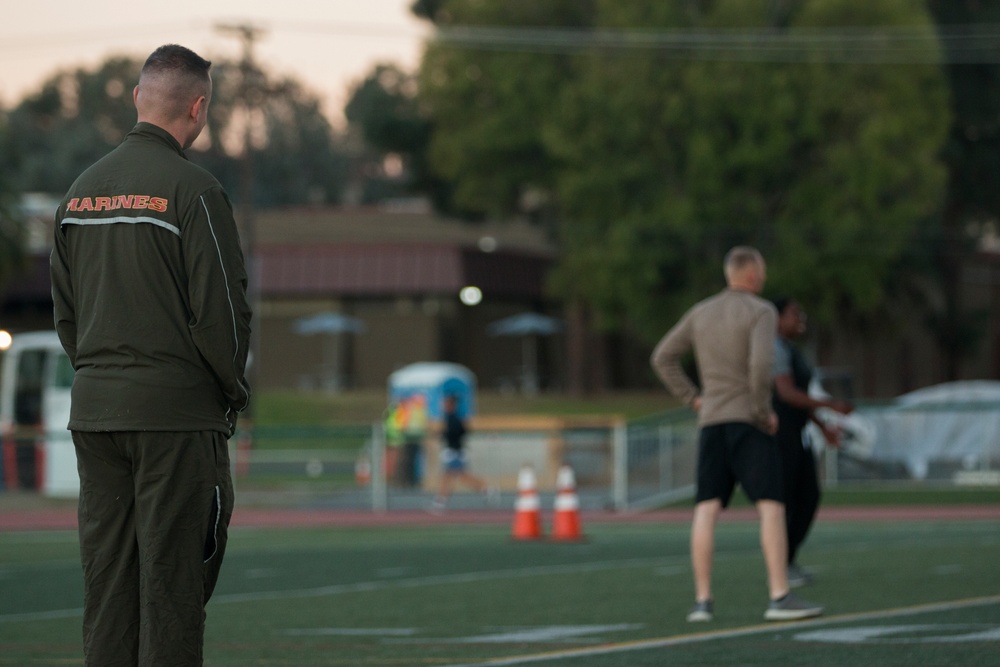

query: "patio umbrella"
xmin=294 ymin=312 xmax=366 ymax=335
xmin=487 ymin=313 xmax=563 ymax=394
xmin=487 ymin=312 xmax=563 ymax=337
xmin=293 ymin=312 xmax=366 ymax=390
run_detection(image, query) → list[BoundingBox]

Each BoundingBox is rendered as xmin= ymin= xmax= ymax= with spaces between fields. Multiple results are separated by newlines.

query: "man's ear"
xmin=191 ymin=95 xmax=207 ymax=122
xmin=133 ymin=85 xmax=140 ymax=107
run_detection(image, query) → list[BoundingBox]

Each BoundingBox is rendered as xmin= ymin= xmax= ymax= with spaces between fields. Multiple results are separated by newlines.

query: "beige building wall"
xmin=254 ymin=296 xmax=560 ymax=392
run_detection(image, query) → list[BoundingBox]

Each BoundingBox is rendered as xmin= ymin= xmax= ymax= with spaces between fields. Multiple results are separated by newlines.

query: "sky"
xmin=0 ymin=0 xmax=430 ymax=126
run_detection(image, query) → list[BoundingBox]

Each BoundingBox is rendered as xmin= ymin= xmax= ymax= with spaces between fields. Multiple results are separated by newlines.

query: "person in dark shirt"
xmin=430 ymin=394 xmax=496 ymax=513
xmin=771 ymin=297 xmax=853 ymax=587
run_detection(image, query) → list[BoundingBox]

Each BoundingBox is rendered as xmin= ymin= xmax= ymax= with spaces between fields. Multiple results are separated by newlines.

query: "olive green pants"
xmin=73 ymin=431 xmax=234 ymax=666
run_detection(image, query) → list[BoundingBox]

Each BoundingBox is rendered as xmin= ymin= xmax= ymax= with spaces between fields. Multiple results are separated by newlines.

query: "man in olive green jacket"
xmin=50 ymin=44 xmax=251 ymax=666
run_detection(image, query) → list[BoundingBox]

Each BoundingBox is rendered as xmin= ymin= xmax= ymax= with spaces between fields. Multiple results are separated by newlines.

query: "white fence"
xmin=234 ymin=413 xmax=694 ymax=511
xmin=8 ymin=401 xmax=996 ymax=507
xmin=230 ymin=401 xmax=1000 ymax=512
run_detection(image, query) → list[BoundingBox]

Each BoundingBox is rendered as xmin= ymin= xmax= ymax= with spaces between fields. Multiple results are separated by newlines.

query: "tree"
xmin=0 ymin=56 xmax=349 ymax=208
xmin=416 ymin=0 xmax=603 ymax=391
xmin=556 ymin=0 xmax=948 ymax=339
xmin=417 ymin=0 xmax=595 ymax=222
xmin=191 ymin=60 xmax=350 ymax=208
xmin=924 ymin=0 xmax=1000 ymax=378
xmin=410 ymin=0 xmax=446 ymax=22
xmin=1 ymin=57 xmax=140 ymax=195
xmin=415 ymin=0 xmax=950 ymax=348
xmin=343 ymin=63 xmax=447 ymax=207
xmin=0 ymin=114 xmax=26 ymax=289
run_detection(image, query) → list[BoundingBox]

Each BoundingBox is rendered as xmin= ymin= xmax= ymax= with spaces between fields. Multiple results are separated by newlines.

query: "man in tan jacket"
xmin=651 ymin=246 xmax=822 ymax=622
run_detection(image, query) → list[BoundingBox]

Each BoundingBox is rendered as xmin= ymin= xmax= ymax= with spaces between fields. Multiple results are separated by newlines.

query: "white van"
xmin=0 ymin=331 xmax=77 ymax=497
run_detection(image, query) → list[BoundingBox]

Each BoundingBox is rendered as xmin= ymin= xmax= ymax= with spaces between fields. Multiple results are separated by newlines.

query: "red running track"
xmin=1 ymin=504 xmax=998 ymax=532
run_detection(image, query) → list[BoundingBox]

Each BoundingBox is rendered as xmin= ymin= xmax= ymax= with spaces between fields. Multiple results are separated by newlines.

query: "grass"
xmin=692 ymin=484 xmax=1000 ymax=509
xmin=1 ymin=518 xmax=998 ymax=665
xmin=809 ymin=484 xmax=1000 ymax=506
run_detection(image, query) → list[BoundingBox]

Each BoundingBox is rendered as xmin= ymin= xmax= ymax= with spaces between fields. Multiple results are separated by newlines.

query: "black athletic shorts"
xmin=695 ymin=422 xmax=784 ymax=506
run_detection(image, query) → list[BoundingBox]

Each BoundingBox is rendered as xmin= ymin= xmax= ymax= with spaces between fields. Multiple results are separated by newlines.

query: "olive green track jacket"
xmin=50 ymin=123 xmax=251 ymax=434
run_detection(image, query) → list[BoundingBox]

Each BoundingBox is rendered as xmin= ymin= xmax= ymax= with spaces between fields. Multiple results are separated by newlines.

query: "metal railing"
xmin=228 ymin=400 xmax=1000 ymax=512
xmin=233 ymin=415 xmax=682 ymax=511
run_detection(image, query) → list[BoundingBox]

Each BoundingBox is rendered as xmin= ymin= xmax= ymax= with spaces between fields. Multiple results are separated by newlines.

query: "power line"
xmin=265 ymin=19 xmax=427 ymax=39
xmin=3 ymin=21 xmax=999 ymax=64
xmin=0 ymin=20 xmax=422 ymax=53
xmin=0 ymin=22 xmax=200 ymax=52
xmin=430 ymin=24 xmax=1000 ymax=64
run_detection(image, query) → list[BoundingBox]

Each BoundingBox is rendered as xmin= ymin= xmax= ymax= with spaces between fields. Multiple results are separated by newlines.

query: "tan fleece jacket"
xmin=650 ymin=288 xmax=777 ymax=430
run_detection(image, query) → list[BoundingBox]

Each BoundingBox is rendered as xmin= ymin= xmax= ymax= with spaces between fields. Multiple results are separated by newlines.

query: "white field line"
xmin=438 ymin=594 xmax=1000 ymax=667
xmin=1 ymin=530 xmax=992 ymax=624
xmin=214 ymin=556 xmax=672 ymax=603
xmin=0 ymin=556 xmax=675 ymax=624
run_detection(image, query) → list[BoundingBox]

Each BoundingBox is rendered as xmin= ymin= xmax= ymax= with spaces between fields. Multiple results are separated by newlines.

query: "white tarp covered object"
xmin=807 ymin=379 xmax=878 ymax=461
xmin=858 ymin=381 xmax=1000 ymax=480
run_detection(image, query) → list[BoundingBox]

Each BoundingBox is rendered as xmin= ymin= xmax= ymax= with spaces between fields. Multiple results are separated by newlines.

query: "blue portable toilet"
xmin=387 ymin=362 xmax=476 ymax=421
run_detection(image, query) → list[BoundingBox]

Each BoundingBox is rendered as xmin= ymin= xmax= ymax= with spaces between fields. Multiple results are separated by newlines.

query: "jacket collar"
xmin=126 ymin=122 xmax=187 ymax=159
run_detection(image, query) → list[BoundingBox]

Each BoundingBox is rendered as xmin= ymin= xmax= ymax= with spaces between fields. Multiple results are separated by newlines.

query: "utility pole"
xmin=215 ymin=22 xmax=266 ymax=429
xmin=215 ymin=21 xmax=265 ymax=254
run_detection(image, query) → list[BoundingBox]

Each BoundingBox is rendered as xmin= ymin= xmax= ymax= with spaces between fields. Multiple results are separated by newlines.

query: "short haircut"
xmin=139 ymin=44 xmax=212 ymax=120
xmin=724 ymin=246 xmax=764 ymax=277
xmin=142 ymin=44 xmax=212 ymax=81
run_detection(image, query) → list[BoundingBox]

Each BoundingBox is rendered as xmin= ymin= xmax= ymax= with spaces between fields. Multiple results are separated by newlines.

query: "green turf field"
xmin=1 ymin=516 xmax=998 ymax=666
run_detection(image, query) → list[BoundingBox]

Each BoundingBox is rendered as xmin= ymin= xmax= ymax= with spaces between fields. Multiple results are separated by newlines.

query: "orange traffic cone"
xmin=552 ymin=465 xmax=584 ymax=541
xmin=354 ymin=456 xmax=371 ymax=486
xmin=511 ymin=465 xmax=543 ymax=540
